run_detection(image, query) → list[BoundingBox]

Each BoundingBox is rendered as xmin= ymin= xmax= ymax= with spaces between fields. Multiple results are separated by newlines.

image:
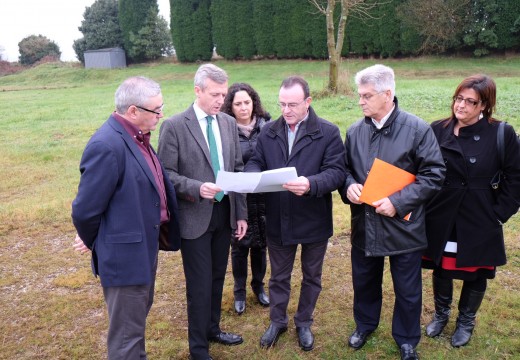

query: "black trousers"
xmin=351 ymin=246 xmax=422 ymax=347
xmin=231 ymin=245 xmax=267 ymax=300
xmin=181 ymin=197 xmax=231 ymax=360
xmin=267 ymin=238 xmax=328 ymax=328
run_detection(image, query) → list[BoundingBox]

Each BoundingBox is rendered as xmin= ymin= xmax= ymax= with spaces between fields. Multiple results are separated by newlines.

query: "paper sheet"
xmin=216 ymin=167 xmax=298 ymax=193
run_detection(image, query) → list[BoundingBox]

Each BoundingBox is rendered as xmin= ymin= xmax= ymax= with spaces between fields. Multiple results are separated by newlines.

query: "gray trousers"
xmin=267 ymin=238 xmax=328 ymax=328
xmin=102 ymin=259 xmax=157 ymax=360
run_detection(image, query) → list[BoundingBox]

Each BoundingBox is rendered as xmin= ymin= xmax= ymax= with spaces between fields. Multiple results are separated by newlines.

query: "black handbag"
xmin=490 ymin=121 xmax=505 ymax=190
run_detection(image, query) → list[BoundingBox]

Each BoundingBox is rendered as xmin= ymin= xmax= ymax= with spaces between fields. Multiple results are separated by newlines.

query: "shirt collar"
xmin=372 ymin=104 xmax=395 ymax=129
xmin=193 ymin=102 xmax=212 ymax=121
xmin=113 ymin=112 xmax=150 ymax=147
xmin=285 ymin=112 xmax=309 ymax=132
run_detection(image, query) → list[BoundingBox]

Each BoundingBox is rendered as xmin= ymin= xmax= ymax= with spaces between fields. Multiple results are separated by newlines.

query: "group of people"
xmin=71 ymin=63 xmax=520 ymax=360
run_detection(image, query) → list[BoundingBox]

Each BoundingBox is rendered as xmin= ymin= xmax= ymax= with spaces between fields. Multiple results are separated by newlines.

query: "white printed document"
xmin=216 ymin=167 xmax=298 ymax=193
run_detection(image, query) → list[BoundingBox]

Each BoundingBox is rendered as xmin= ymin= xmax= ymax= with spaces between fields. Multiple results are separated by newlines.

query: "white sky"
xmin=0 ymin=0 xmax=171 ymax=62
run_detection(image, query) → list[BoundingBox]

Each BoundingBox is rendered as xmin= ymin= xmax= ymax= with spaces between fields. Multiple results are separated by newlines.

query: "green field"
xmin=1 ymin=57 xmax=519 ymax=359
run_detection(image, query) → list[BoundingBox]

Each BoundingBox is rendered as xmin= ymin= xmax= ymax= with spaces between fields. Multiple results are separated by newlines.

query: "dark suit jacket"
xmin=158 ymin=105 xmax=247 ymax=239
xmin=245 ymin=106 xmax=346 ymax=245
xmin=72 ymin=115 xmax=181 ymax=288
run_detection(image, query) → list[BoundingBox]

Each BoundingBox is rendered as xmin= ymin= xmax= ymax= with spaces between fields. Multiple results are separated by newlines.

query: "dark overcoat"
xmin=425 ymin=118 xmax=520 ymax=267
xmin=245 ymin=106 xmax=346 ymax=245
xmin=341 ymin=99 xmax=446 ymax=256
xmin=233 ymin=116 xmax=270 ymax=248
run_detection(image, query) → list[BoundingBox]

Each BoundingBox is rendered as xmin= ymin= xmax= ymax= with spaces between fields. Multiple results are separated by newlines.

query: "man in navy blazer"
xmin=72 ymin=76 xmax=181 ymax=360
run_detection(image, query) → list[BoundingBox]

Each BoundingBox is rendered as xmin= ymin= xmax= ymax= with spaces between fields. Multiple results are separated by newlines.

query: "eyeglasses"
xmin=453 ymin=96 xmax=480 ymax=107
xmin=358 ymin=91 xmax=385 ymax=101
xmin=278 ymin=98 xmax=307 ymax=110
xmin=136 ymin=104 xmax=164 ymax=115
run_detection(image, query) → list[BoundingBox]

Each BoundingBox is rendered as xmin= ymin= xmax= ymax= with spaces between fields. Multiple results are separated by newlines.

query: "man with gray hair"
xmin=340 ymin=64 xmax=445 ymax=360
xmin=158 ymin=64 xmax=247 ymax=360
xmin=72 ymin=76 xmax=182 ymax=359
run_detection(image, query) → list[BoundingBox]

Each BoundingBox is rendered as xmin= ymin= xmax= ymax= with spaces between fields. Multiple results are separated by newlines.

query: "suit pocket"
xmin=105 ymin=232 xmax=142 ymax=244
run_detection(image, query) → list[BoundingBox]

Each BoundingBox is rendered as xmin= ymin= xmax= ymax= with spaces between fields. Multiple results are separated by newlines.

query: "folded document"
xmin=216 ymin=167 xmax=298 ymax=193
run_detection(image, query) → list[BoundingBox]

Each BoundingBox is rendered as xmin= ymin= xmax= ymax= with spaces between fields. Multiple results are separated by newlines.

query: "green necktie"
xmin=206 ymin=116 xmax=224 ymax=201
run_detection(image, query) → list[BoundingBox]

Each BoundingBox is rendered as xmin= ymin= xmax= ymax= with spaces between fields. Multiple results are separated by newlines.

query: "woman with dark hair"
xmin=222 ymin=83 xmax=271 ymax=315
xmin=423 ymin=74 xmax=520 ymax=347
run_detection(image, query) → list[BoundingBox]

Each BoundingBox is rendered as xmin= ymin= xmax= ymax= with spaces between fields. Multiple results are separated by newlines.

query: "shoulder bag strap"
xmin=497 ymin=121 xmax=505 ymax=168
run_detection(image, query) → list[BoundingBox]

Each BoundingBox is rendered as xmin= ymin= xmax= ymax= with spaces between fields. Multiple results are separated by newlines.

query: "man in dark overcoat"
xmin=246 ymin=76 xmax=346 ymax=352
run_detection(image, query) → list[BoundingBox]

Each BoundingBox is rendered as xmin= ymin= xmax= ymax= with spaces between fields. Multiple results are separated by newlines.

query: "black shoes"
xmin=400 ymin=344 xmax=419 ymax=360
xmin=234 ymin=300 xmax=245 ymax=315
xmin=348 ymin=329 xmax=372 ymax=350
xmin=260 ymin=323 xmax=287 ymax=348
xmin=234 ymin=289 xmax=269 ymax=314
xmin=296 ymin=326 xmax=314 ymax=351
xmin=208 ymin=332 xmax=243 ymax=346
xmin=255 ymin=289 xmax=270 ymax=307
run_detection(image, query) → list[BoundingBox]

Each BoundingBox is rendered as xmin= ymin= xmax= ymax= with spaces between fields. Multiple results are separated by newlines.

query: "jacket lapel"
xmin=184 ymin=107 xmax=212 ymax=167
xmin=108 ymin=116 xmax=160 ymax=195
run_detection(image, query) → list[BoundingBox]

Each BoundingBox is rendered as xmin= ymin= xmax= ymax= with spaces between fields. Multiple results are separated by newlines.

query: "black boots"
xmin=426 ymin=275 xmax=453 ymax=337
xmin=451 ymin=287 xmax=485 ymax=347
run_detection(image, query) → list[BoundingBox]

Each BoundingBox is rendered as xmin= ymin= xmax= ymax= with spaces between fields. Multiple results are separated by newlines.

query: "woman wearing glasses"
xmin=222 ymin=83 xmax=271 ymax=315
xmin=423 ymin=74 xmax=520 ymax=347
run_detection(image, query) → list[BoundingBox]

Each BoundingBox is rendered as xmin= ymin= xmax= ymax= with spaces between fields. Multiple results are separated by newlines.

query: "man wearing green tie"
xmin=158 ymin=64 xmax=247 ymax=360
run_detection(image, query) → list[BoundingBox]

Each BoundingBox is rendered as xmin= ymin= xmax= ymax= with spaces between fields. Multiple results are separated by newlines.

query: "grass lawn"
xmin=1 ymin=56 xmax=519 ymax=359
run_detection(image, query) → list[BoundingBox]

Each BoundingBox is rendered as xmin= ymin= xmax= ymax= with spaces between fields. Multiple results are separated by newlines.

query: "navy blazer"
xmin=72 ymin=115 xmax=181 ymax=287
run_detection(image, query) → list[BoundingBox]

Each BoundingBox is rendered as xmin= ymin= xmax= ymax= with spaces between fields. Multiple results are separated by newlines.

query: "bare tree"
xmin=308 ymin=0 xmax=378 ymax=93
xmin=398 ymin=0 xmax=470 ymax=54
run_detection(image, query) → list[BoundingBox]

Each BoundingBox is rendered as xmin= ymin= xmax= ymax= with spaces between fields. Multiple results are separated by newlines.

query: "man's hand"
xmin=234 ymin=220 xmax=248 ymax=241
xmin=373 ymin=197 xmax=396 ymax=217
xmin=200 ymin=182 xmax=222 ymax=199
xmin=283 ymin=176 xmax=310 ymax=196
xmin=346 ymin=183 xmax=363 ymax=204
xmin=73 ymin=234 xmax=90 ymax=254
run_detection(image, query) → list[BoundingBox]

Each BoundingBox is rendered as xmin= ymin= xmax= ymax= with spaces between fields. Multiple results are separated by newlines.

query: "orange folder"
xmin=359 ymin=158 xmax=415 ymax=219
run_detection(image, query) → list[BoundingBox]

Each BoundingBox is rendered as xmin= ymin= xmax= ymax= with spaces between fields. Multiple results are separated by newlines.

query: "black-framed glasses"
xmin=136 ymin=104 xmax=164 ymax=115
xmin=278 ymin=98 xmax=307 ymax=110
xmin=453 ymin=96 xmax=480 ymax=107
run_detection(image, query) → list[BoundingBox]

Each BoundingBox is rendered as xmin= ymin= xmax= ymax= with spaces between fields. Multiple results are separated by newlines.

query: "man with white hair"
xmin=340 ymin=64 xmax=445 ymax=360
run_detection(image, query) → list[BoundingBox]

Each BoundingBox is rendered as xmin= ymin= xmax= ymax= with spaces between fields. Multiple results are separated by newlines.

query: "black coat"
xmin=233 ymin=116 xmax=269 ymax=248
xmin=341 ymin=99 xmax=446 ymax=256
xmin=425 ymin=118 xmax=520 ymax=267
xmin=245 ymin=106 xmax=346 ymax=245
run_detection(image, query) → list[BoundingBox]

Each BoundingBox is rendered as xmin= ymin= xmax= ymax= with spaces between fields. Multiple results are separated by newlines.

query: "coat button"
xmin=474 ymin=135 xmax=480 ymax=141
xmin=154 ymin=224 xmax=159 ymax=229
xmin=469 ymin=157 xmax=476 ymax=163
xmin=461 ymin=181 xmax=466 ymax=186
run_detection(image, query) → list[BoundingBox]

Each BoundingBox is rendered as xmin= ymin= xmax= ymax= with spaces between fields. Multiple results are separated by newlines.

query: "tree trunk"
xmin=325 ymin=0 xmax=349 ymax=93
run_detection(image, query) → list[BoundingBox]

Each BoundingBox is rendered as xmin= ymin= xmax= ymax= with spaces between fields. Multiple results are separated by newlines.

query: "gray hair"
xmin=194 ymin=63 xmax=228 ymax=89
xmin=355 ymin=64 xmax=395 ymax=98
xmin=115 ymin=76 xmax=161 ymax=114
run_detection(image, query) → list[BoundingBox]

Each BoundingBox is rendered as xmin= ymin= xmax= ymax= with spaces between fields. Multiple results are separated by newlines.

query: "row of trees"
xmin=73 ymin=0 xmax=172 ymax=63
xmin=171 ymin=0 xmax=520 ymax=62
